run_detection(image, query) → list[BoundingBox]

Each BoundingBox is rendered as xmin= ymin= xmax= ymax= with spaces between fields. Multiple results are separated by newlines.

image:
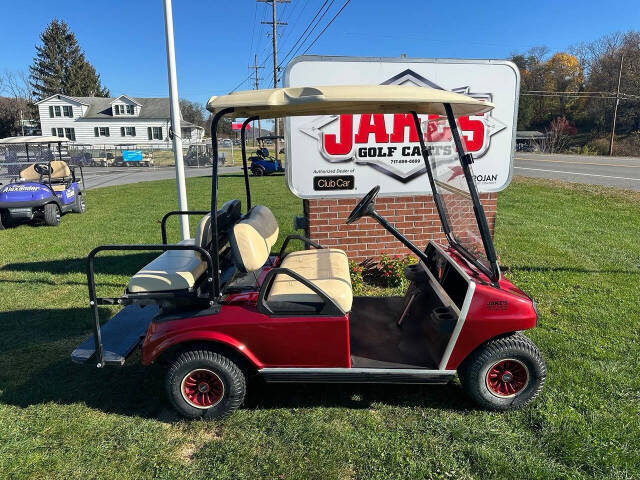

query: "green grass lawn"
xmin=0 ymin=176 xmax=638 ymax=479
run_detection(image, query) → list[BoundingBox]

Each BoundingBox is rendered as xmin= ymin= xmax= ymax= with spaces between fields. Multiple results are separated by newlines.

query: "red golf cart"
xmin=72 ymin=85 xmax=545 ymax=419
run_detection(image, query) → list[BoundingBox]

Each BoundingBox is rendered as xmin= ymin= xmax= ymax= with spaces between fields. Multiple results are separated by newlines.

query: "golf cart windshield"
xmin=423 ymin=115 xmax=496 ymax=277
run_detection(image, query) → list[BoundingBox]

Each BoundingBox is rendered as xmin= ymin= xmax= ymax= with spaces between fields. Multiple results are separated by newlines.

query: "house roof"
xmin=35 ymin=94 xmax=203 ymax=122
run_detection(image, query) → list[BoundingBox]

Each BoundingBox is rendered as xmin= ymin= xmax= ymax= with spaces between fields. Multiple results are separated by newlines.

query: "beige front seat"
xmin=230 ymin=205 xmax=352 ymax=312
xmin=20 ymin=161 xmax=71 ymax=182
xmin=128 ymin=214 xmax=210 ymax=293
xmin=273 ymin=248 xmax=352 ymax=312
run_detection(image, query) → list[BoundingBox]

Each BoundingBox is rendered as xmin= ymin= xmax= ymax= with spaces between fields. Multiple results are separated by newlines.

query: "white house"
xmin=35 ymin=94 xmax=204 ymax=146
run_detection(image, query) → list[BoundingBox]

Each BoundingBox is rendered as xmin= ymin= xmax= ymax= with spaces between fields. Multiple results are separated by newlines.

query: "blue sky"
xmin=1 ymin=0 xmax=638 ymax=106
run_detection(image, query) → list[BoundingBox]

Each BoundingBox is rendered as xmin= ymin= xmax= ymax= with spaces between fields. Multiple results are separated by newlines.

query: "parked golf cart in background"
xmin=248 ymin=135 xmax=285 ymax=176
xmin=0 ymin=136 xmax=86 ymax=228
xmin=72 ymin=85 xmax=545 ymax=419
xmin=184 ymin=143 xmax=227 ymax=167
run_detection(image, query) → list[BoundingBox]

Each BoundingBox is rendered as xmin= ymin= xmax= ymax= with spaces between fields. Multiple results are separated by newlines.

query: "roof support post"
xmin=241 ymin=116 xmax=259 ymax=211
xmin=162 ymin=0 xmax=189 ymax=240
xmin=210 ymin=107 xmax=234 ymax=298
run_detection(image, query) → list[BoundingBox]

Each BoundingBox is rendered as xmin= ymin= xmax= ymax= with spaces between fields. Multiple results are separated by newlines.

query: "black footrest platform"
xmin=71 ymin=304 xmax=159 ymax=366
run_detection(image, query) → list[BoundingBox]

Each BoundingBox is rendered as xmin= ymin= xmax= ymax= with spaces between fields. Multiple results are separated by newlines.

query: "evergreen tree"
xmin=29 ymin=19 xmax=109 ymax=100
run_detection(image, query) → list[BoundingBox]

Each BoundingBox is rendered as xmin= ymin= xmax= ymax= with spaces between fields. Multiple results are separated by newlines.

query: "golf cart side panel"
xmin=0 ymin=182 xmax=57 ymax=205
xmin=141 ymin=302 xmax=350 ymax=368
xmin=445 ymin=281 xmax=537 ymax=370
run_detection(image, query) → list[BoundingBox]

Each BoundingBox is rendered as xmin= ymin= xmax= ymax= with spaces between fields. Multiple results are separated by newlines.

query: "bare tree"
xmin=0 ymin=70 xmax=35 ymax=137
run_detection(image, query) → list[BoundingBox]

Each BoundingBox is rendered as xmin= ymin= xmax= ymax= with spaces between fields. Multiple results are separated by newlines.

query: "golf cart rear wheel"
xmin=43 ymin=203 xmax=60 ymax=226
xmin=166 ymin=349 xmax=246 ymax=419
xmin=251 ymin=167 xmax=264 ymax=177
xmin=458 ymin=332 xmax=545 ymax=411
xmin=72 ymin=193 xmax=86 ymax=214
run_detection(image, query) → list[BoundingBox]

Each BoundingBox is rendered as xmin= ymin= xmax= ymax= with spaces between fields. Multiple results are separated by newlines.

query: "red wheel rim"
xmin=486 ymin=359 xmax=529 ymax=397
xmin=181 ymin=369 xmax=224 ymax=409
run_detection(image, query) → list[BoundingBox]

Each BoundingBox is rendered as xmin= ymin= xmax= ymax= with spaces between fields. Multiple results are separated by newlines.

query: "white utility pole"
xmin=162 ymin=0 xmax=189 ymax=240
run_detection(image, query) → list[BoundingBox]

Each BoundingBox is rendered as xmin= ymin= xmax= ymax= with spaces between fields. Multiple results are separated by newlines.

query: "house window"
xmin=182 ymin=128 xmax=192 ymax=139
xmin=120 ymin=126 xmax=136 ymax=136
xmin=94 ymin=127 xmax=110 ymax=137
xmin=57 ymin=128 xmax=64 ymax=137
xmin=51 ymin=128 xmax=56 ymax=136
xmin=113 ymin=105 xmax=120 ymax=115
xmin=148 ymin=127 xmax=162 ymax=140
xmin=64 ymin=128 xmax=76 ymax=141
xmin=126 ymin=104 xmax=134 ymax=114
xmin=63 ymin=105 xmax=73 ymax=117
xmin=49 ymin=106 xmax=54 ymax=118
xmin=54 ymin=106 xmax=61 ymax=117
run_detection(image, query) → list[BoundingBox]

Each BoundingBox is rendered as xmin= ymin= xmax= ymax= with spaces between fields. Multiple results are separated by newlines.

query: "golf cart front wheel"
xmin=72 ymin=194 xmax=86 ymax=214
xmin=43 ymin=203 xmax=60 ymax=226
xmin=458 ymin=332 xmax=545 ymax=411
xmin=251 ymin=167 xmax=264 ymax=177
xmin=166 ymin=349 xmax=246 ymax=419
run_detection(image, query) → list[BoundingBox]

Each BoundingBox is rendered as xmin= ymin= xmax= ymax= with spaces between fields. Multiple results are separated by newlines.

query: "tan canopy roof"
xmin=206 ymin=85 xmax=493 ymax=118
xmin=0 ymin=136 xmax=69 ymax=144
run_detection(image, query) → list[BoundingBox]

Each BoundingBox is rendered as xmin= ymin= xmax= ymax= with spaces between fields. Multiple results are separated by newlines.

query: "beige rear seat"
xmin=20 ymin=161 xmax=71 ymax=181
xmin=128 ymin=215 xmax=210 ymax=293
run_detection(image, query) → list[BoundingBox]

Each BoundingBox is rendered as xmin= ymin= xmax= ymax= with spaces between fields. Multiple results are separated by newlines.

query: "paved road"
xmin=77 ymin=165 xmax=242 ymax=190
xmin=514 ymin=152 xmax=640 ymax=191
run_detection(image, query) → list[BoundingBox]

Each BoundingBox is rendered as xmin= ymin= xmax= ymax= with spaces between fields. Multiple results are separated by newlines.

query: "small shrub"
xmin=378 ymin=253 xmax=416 ymax=288
xmin=349 ymin=260 xmax=364 ymax=293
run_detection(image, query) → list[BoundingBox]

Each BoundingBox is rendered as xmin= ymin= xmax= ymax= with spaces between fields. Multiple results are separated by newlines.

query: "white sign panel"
xmin=284 ymin=56 xmax=520 ymax=198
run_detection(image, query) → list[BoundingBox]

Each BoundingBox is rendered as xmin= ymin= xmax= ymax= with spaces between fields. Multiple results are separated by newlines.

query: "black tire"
xmin=43 ymin=203 xmax=60 ymax=226
xmin=251 ymin=167 xmax=264 ymax=177
xmin=0 ymin=210 xmax=5 ymax=230
xmin=458 ymin=332 xmax=545 ymax=411
xmin=72 ymin=193 xmax=86 ymax=214
xmin=166 ymin=349 xmax=246 ymax=419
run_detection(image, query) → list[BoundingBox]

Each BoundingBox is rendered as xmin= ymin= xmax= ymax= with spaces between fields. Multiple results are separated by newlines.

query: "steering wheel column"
xmin=345 ymin=185 xmax=429 ymax=265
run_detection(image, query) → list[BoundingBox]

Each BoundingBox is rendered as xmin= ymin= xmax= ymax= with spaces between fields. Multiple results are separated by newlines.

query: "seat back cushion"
xmin=20 ymin=161 xmax=71 ymax=181
xmin=230 ymin=205 xmax=279 ymax=272
xmin=194 ymin=214 xmax=211 ymax=249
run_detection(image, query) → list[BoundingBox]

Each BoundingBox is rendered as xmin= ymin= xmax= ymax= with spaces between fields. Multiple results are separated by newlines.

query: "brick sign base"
xmin=306 ymin=194 xmax=497 ymax=263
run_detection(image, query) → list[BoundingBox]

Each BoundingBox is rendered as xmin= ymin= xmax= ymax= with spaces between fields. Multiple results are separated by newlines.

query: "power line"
xmin=301 ymin=0 xmax=351 ymax=55
xmin=277 ymin=0 xmax=332 ymax=69
xmin=278 ymin=0 xmax=309 ymax=50
xmin=246 ymin=0 xmax=259 ymax=68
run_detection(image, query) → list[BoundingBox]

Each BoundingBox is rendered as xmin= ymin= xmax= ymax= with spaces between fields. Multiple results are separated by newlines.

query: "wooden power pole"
xmin=259 ymin=0 xmax=289 ymax=160
xmin=609 ymin=54 xmax=624 ymax=156
xmin=250 ymin=53 xmax=264 ymax=146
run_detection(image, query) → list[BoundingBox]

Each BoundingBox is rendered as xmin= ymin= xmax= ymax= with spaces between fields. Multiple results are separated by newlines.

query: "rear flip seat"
xmin=128 ymin=214 xmax=211 ymax=293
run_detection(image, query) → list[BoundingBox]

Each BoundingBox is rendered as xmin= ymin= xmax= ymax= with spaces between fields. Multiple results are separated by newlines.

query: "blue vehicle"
xmin=0 ymin=136 xmax=86 ymax=228
xmin=248 ymin=135 xmax=285 ymax=176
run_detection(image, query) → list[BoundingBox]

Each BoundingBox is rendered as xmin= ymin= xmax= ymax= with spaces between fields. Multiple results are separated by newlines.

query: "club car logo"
xmin=299 ymin=69 xmax=506 ymax=183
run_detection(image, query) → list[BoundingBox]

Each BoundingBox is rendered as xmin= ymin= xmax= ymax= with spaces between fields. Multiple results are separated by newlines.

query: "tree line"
xmin=1 ymin=20 xmax=638 ymax=153
xmin=511 ymin=30 xmax=639 ymax=154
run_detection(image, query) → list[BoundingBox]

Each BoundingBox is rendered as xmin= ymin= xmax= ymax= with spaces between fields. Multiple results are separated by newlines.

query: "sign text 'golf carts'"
xmin=284 ymin=57 xmax=520 ymax=198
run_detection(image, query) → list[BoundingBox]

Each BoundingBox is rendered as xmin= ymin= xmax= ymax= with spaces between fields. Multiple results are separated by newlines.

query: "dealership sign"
xmin=284 ymin=56 xmax=520 ymax=198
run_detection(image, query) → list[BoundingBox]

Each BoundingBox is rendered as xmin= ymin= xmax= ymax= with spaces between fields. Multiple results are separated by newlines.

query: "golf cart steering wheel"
xmin=33 ymin=163 xmax=51 ymax=175
xmin=346 ymin=185 xmax=380 ymax=225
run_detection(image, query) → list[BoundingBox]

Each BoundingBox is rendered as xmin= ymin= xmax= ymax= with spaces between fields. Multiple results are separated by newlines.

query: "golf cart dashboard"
xmin=422 ymin=242 xmax=469 ymax=310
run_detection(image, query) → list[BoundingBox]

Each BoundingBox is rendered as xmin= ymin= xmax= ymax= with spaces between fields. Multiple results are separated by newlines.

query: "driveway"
xmin=514 ymin=152 xmax=640 ymax=191
xmin=78 ymin=165 xmax=242 ymax=190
